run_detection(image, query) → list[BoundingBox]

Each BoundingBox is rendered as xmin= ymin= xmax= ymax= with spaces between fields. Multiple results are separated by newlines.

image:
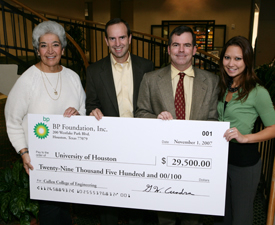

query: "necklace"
xmin=40 ymin=63 xmax=62 ymax=100
xmin=227 ymin=80 xmax=240 ymax=93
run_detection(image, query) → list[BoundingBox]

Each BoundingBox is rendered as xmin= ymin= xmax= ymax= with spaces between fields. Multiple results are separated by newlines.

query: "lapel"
xmin=190 ymin=67 xmax=207 ymax=120
xmin=157 ymin=65 xmax=176 ymax=119
xmin=131 ymin=54 xmax=143 ymax=110
xmin=99 ymin=55 xmax=119 ymax=114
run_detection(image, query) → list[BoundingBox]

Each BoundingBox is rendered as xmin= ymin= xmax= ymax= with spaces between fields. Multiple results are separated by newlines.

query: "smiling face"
xmin=223 ymin=45 xmax=246 ymax=82
xmin=38 ymin=33 xmax=64 ymax=72
xmin=168 ymin=32 xmax=197 ymax=71
xmin=105 ymin=22 xmax=132 ymax=63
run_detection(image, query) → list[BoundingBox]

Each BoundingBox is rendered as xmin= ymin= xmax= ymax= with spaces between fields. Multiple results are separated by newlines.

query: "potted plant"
xmin=0 ymin=160 xmax=39 ymax=225
xmin=255 ymin=58 xmax=275 ymax=103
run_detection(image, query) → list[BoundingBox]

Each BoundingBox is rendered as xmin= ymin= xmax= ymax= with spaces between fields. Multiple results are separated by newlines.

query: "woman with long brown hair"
xmin=217 ymin=36 xmax=275 ymax=224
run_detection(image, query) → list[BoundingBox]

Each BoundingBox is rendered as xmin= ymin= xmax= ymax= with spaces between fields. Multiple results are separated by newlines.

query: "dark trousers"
xmin=100 ymin=206 xmax=144 ymax=225
xmin=214 ymin=159 xmax=262 ymax=225
xmin=158 ymin=211 xmax=202 ymax=225
xmin=38 ymin=200 xmax=72 ymax=225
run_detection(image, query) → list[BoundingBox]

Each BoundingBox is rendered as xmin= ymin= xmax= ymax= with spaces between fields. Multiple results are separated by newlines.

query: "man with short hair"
xmin=135 ymin=25 xmax=219 ymax=225
xmin=85 ymin=18 xmax=154 ymax=225
xmin=86 ymin=18 xmax=154 ymax=120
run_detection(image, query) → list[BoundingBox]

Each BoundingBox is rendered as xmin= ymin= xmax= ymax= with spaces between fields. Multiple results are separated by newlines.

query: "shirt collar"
xmin=171 ymin=64 xmax=195 ymax=79
xmin=110 ymin=52 xmax=131 ymax=66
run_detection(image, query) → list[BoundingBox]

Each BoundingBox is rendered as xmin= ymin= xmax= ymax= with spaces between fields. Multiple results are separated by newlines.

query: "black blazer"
xmin=85 ymin=54 xmax=154 ymax=116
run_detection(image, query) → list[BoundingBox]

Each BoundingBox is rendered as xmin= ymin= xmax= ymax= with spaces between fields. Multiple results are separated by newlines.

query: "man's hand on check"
xmin=157 ymin=111 xmax=173 ymax=120
xmin=90 ymin=108 xmax=104 ymax=120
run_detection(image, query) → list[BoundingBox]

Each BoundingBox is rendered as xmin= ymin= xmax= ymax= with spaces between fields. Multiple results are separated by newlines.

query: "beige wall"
xmin=13 ymin=0 xmax=109 ymax=23
xmin=93 ymin=0 xmax=110 ymax=23
xmin=133 ymin=0 xmax=252 ymax=41
xmin=255 ymin=0 xmax=275 ymax=66
xmin=9 ymin=0 xmax=86 ymax=19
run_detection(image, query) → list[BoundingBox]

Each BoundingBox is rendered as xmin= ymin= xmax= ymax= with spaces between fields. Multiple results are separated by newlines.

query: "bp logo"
xmin=33 ymin=123 xmax=49 ymax=139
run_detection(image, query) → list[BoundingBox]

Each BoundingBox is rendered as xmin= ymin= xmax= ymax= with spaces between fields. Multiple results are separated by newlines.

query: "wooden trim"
xmin=198 ymin=49 xmax=220 ymax=61
xmin=0 ymin=93 xmax=7 ymax=100
xmin=267 ymin=161 xmax=275 ymax=225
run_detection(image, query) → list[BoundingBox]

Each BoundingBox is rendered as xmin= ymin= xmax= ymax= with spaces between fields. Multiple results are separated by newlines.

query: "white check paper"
xmin=28 ymin=114 xmax=229 ymax=216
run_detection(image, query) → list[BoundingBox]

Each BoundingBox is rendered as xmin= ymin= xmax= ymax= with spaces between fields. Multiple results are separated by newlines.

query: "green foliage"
xmin=65 ymin=23 xmax=87 ymax=88
xmin=0 ymin=160 xmax=39 ymax=223
xmin=255 ymin=59 xmax=275 ymax=103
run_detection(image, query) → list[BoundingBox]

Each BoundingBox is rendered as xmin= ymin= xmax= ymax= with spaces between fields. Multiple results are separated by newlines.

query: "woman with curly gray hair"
xmin=5 ymin=20 xmax=86 ymax=224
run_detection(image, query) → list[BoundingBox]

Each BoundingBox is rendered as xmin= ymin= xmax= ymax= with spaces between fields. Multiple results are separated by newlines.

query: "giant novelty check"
xmin=28 ymin=114 xmax=229 ymax=216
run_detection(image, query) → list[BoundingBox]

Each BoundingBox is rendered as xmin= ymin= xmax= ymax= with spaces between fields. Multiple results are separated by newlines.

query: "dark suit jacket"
xmin=135 ymin=65 xmax=220 ymax=120
xmin=85 ymin=54 xmax=154 ymax=116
